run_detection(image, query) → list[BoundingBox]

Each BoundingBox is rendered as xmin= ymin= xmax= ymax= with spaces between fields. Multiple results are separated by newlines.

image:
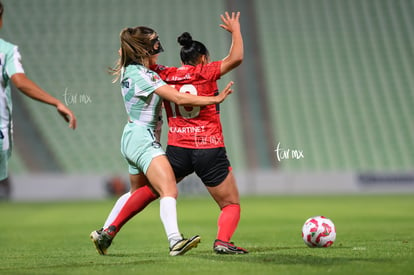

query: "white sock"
xmin=103 ymin=192 xmax=131 ymax=229
xmin=160 ymin=196 xmax=182 ymax=247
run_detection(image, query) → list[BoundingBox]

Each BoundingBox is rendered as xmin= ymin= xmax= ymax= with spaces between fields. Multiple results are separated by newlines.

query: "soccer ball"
xmin=302 ymin=216 xmax=336 ymax=247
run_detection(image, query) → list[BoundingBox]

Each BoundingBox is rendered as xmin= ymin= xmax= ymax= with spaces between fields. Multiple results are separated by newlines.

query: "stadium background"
xmin=2 ymin=0 xmax=413 ymax=200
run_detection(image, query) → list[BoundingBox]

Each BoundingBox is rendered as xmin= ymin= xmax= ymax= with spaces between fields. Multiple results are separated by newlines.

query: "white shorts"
xmin=120 ymin=122 xmax=165 ymax=175
xmin=0 ymin=150 xmax=10 ymax=180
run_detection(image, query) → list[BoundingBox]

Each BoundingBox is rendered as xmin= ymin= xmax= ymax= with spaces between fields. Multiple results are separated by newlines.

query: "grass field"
xmin=0 ymin=194 xmax=413 ymax=274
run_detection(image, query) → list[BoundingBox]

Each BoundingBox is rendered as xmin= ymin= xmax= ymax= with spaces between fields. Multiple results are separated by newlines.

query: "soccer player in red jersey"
xmin=93 ymin=11 xmax=245 ymax=254
xmin=152 ymin=12 xmax=246 ymax=254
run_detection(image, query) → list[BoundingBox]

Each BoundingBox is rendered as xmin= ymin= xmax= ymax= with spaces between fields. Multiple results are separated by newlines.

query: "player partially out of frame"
xmin=90 ymin=24 xmax=234 ymax=256
xmin=0 ymin=1 xmax=77 ymax=194
xmin=93 ymin=11 xmax=247 ymax=254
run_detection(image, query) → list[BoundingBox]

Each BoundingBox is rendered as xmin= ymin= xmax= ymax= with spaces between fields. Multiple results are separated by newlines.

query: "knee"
xmin=218 ymin=200 xmax=240 ymax=210
xmin=157 ymin=181 xmax=178 ymax=198
xmin=217 ymin=191 xmax=240 ymax=209
xmin=219 ymin=202 xmax=240 ymax=210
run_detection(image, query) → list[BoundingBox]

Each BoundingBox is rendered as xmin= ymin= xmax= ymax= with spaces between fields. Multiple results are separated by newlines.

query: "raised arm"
xmin=155 ymin=81 xmax=234 ymax=106
xmin=11 ymin=73 xmax=77 ymax=129
xmin=220 ymin=11 xmax=243 ymax=76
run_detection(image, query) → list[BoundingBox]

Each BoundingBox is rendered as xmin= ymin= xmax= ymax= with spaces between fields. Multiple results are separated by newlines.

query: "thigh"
xmin=145 ymin=155 xmax=178 ymax=198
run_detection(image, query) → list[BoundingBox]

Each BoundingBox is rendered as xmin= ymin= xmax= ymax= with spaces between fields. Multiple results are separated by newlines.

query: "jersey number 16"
xmin=169 ymin=84 xmax=200 ymax=119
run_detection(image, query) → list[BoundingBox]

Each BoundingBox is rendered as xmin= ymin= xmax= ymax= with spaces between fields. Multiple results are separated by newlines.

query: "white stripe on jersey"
xmin=0 ymin=90 xmax=10 ymax=151
xmin=11 ymin=46 xmax=24 ymax=75
xmin=0 ymin=41 xmax=25 ymax=151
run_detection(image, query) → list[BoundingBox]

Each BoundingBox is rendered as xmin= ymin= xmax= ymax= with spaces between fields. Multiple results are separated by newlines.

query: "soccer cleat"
xmin=90 ymin=226 xmax=116 ymax=255
xmin=169 ymin=235 xmax=201 ymax=256
xmin=90 ymin=228 xmax=105 ymax=255
xmin=213 ymin=239 xmax=248 ymax=254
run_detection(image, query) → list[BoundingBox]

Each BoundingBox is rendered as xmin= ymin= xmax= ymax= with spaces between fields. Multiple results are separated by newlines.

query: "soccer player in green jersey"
xmin=0 ymin=1 xmax=77 ymax=197
xmin=98 ymin=12 xmax=247 ymax=254
xmin=90 ymin=26 xmax=233 ymax=256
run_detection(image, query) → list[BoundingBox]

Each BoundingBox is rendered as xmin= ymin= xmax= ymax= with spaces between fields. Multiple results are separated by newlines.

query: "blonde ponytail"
xmin=109 ymin=26 xmax=159 ymax=83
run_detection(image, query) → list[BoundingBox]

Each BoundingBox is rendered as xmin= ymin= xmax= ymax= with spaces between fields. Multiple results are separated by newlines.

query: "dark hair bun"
xmin=177 ymin=32 xmax=193 ymax=48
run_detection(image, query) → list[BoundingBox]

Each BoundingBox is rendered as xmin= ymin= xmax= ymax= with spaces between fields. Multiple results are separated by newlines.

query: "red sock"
xmin=110 ymin=185 xmax=158 ymax=233
xmin=217 ymin=204 xmax=240 ymax=242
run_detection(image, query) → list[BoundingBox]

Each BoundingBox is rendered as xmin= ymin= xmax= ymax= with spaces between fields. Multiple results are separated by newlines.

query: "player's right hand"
xmin=219 ymin=12 xmax=241 ymax=34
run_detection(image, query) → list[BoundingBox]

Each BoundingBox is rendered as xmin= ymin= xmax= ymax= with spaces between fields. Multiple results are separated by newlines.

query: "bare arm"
xmin=11 ymin=73 xmax=77 ymax=129
xmin=220 ymin=11 xmax=244 ymax=76
xmin=155 ymin=81 xmax=234 ymax=106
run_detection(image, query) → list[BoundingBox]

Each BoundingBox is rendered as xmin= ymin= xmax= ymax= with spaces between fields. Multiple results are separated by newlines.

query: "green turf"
xmin=0 ymin=194 xmax=413 ymax=274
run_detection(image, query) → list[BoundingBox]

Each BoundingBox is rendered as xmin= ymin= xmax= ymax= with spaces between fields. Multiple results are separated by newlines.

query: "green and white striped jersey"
xmin=120 ymin=64 xmax=166 ymax=129
xmin=0 ymin=39 xmax=24 ymax=151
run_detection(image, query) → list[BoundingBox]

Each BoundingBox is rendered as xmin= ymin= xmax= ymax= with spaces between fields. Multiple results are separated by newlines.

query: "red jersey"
xmin=152 ymin=61 xmax=225 ymax=149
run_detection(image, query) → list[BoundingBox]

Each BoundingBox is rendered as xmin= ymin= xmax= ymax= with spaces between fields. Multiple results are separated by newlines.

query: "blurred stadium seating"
xmin=2 ymin=0 xmax=413 ymax=198
xmin=256 ymin=0 xmax=414 ymax=171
